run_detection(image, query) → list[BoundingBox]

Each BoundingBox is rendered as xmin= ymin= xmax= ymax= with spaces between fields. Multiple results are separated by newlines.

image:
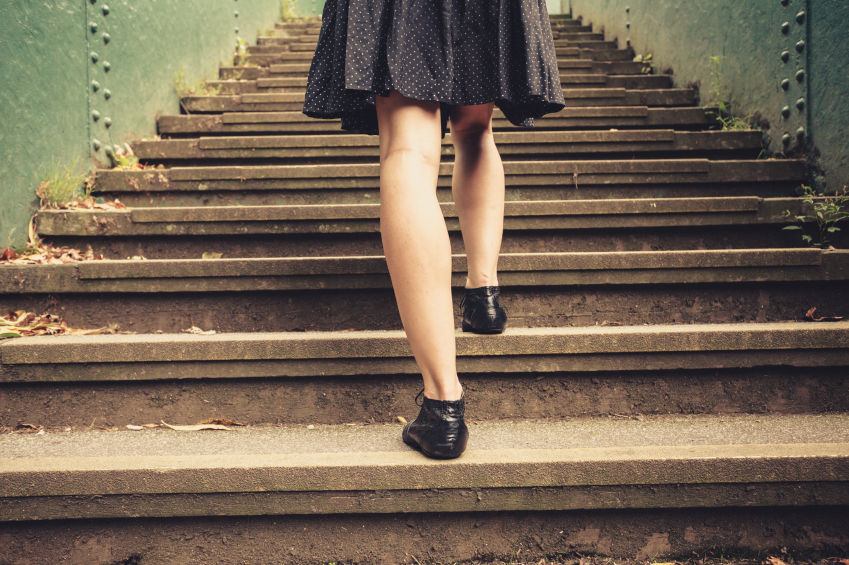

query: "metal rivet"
xmin=781 ymin=22 xmax=790 ymax=34
xmin=104 ymin=117 xmax=112 ymax=128
xmin=795 ymin=69 xmax=805 ymax=82
xmin=102 ymin=5 xmax=110 ymax=15
xmin=781 ymin=78 xmax=790 ymax=90
xmin=780 ymin=0 xmax=788 ymax=5
xmin=91 ymin=52 xmax=99 ymax=63
xmin=90 ymin=22 xmax=98 ymax=33
xmin=625 ymin=6 xmax=630 ymax=12
xmin=796 ymin=127 xmax=806 ymax=139
xmin=796 ymin=98 xmax=805 ymax=110
xmin=782 ymin=133 xmax=791 ymax=145
xmin=103 ymin=33 xmax=110 ymax=44
xmin=235 ymin=27 xmax=239 ymax=33
xmin=796 ymin=40 xmax=805 ymax=53
xmin=626 ymin=21 xmax=631 ymax=29
xmin=104 ymin=89 xmax=112 ymax=100
xmin=780 ymin=50 xmax=790 ymax=63
xmin=104 ymin=145 xmax=115 ymax=156
xmin=91 ymin=80 xmax=101 ymax=91
xmin=92 ymin=110 xmax=101 ymax=121
xmin=796 ymin=11 xmax=805 ymax=23
xmin=92 ymin=139 xmax=102 ymax=151
xmin=781 ymin=106 xmax=790 ymax=118
xmin=103 ymin=61 xmax=111 ymax=72
xmin=234 ymin=10 xmax=239 ymax=16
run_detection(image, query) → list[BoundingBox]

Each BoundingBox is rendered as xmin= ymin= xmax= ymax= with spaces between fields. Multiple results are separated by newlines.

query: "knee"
xmin=382 ymin=145 xmax=442 ymax=170
xmin=449 ymin=120 xmax=493 ymax=146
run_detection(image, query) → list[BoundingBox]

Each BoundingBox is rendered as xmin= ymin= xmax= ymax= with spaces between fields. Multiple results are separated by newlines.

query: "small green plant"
xmin=633 ymin=53 xmax=653 ymax=74
xmin=174 ymin=63 xmax=221 ymax=97
xmin=783 ymin=185 xmax=849 ymax=247
xmin=35 ymin=158 xmax=92 ymax=209
xmin=706 ymin=55 xmax=754 ymax=131
xmin=232 ymin=37 xmax=257 ymax=67
xmin=280 ymin=0 xmax=300 ymax=21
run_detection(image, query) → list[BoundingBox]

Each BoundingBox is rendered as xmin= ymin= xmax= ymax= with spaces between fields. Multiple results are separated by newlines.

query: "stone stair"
xmin=1 ymin=12 xmax=848 ymax=564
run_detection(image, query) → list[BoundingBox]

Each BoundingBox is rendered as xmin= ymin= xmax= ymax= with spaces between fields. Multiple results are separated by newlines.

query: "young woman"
xmin=304 ymin=0 xmax=565 ymax=458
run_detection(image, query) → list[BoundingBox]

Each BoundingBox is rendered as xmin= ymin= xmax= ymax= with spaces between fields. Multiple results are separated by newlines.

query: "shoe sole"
xmin=461 ymin=323 xmax=506 ymax=334
xmin=402 ymin=425 xmax=465 ymax=460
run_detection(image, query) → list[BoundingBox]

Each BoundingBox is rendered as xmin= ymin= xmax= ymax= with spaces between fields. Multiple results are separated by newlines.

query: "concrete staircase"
xmin=1 ymin=12 xmax=848 ymax=564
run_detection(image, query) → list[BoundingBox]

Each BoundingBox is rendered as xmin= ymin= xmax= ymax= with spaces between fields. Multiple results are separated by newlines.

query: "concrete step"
xmin=244 ymin=49 xmax=627 ymax=66
xmin=179 ymin=89 xmax=695 ymax=113
xmin=2 ymin=323 xmax=849 ymax=423
xmin=89 ymin=160 xmax=806 ymax=209
xmin=209 ymin=73 xmax=672 ymax=95
xmin=159 ymin=107 xmax=719 ymax=136
xmin=1 ymin=416 xmax=847 ymax=530
xmin=132 ymin=131 xmax=762 ymax=164
xmin=2 ymin=248 xmax=845 ymax=293
xmin=33 ymin=197 xmax=808 ymax=241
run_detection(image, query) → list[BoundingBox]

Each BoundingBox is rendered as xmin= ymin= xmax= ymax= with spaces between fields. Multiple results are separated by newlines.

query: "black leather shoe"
xmin=461 ymin=286 xmax=507 ymax=334
xmin=402 ymin=391 xmax=469 ymax=459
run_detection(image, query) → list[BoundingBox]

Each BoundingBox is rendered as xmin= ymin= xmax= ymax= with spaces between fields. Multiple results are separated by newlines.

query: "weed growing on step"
xmin=232 ymin=37 xmax=258 ymax=67
xmin=633 ymin=53 xmax=653 ymax=74
xmin=174 ymin=63 xmax=221 ymax=97
xmin=280 ymin=0 xmax=300 ymax=21
xmin=783 ymin=185 xmax=849 ymax=248
xmin=35 ymin=158 xmax=93 ymax=209
xmin=706 ymin=55 xmax=754 ymax=131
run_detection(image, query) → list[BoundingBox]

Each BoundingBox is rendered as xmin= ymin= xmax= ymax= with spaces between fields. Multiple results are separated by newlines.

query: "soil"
xmin=0 ymin=508 xmax=846 ymax=565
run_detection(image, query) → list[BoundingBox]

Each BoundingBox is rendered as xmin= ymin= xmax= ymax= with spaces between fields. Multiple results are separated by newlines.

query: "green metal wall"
xmin=0 ymin=0 xmax=318 ymax=248
xmin=565 ymin=0 xmax=849 ymax=194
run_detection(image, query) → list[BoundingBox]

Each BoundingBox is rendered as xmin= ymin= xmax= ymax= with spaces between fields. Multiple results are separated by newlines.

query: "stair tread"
xmin=4 ymin=320 xmax=849 ymax=364
xmin=1 ymin=415 xmax=847 ymax=501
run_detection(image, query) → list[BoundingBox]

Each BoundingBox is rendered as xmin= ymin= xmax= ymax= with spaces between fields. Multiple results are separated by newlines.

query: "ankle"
xmin=424 ymin=382 xmax=463 ymax=401
xmin=465 ymin=276 xmax=498 ymax=289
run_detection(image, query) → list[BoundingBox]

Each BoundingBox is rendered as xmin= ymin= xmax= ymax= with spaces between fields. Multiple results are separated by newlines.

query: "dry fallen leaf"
xmin=126 ymin=425 xmax=144 ymax=431
xmin=397 ymin=416 xmax=408 ymax=424
xmin=161 ymin=420 xmax=232 ymax=431
xmin=767 ymin=558 xmax=789 ymax=565
xmin=202 ymin=252 xmax=223 ymax=260
xmin=806 ymin=307 xmax=844 ymax=322
xmin=182 ymin=326 xmax=216 ymax=335
xmin=0 ymin=243 xmax=105 ymax=266
xmin=197 ymin=418 xmax=245 ymax=426
xmin=141 ymin=423 xmax=160 ymax=428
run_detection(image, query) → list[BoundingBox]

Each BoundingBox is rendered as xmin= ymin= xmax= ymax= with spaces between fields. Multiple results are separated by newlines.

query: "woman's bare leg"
xmin=449 ymin=103 xmax=505 ymax=289
xmin=375 ymin=91 xmax=462 ymax=401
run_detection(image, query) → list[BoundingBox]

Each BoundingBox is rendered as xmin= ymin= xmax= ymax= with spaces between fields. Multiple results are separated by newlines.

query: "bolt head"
xmin=92 ymin=110 xmax=101 ymax=121
xmin=781 ymin=106 xmax=790 ymax=118
xmin=104 ymin=117 xmax=112 ymax=127
xmin=780 ymin=0 xmax=788 ymax=6
xmin=781 ymin=22 xmax=790 ymax=34
xmin=104 ymin=89 xmax=112 ymax=100
xmin=796 ymin=127 xmax=806 ymax=139
xmin=102 ymin=5 xmax=109 ymax=15
xmin=796 ymin=40 xmax=805 ymax=52
xmin=796 ymin=10 xmax=805 ymax=23
xmin=92 ymin=139 xmax=102 ymax=151
xmin=103 ymin=61 xmax=111 ymax=72
xmin=103 ymin=33 xmax=110 ymax=44
xmin=104 ymin=145 xmax=114 ymax=156
xmin=90 ymin=22 xmax=98 ymax=33
xmin=796 ymin=98 xmax=805 ymax=110
xmin=90 ymin=52 xmax=99 ymax=63
xmin=795 ymin=69 xmax=805 ymax=82
xmin=782 ymin=133 xmax=791 ymax=145
xmin=781 ymin=78 xmax=790 ymax=90
xmin=91 ymin=80 xmax=101 ymax=91
xmin=780 ymin=50 xmax=790 ymax=63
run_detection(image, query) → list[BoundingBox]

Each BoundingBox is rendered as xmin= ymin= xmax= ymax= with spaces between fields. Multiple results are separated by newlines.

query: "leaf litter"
xmin=806 ymin=307 xmax=844 ymax=322
xmin=161 ymin=418 xmax=245 ymax=431
xmin=0 ymin=310 xmax=133 ymax=340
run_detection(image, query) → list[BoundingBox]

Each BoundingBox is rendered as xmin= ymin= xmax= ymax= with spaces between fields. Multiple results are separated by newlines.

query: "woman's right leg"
xmin=448 ymin=103 xmax=505 ymax=290
xmin=375 ymin=90 xmax=463 ymax=402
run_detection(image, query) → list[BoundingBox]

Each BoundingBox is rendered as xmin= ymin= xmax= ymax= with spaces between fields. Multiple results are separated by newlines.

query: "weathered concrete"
xmin=1 ymin=416 xmax=847 ymax=511
xmin=3 ymin=321 xmax=849 ymax=366
xmin=1 ymin=508 xmax=847 ymax=564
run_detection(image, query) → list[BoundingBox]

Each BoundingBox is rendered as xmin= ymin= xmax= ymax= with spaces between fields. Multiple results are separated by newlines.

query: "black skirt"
xmin=302 ymin=0 xmax=566 ymax=135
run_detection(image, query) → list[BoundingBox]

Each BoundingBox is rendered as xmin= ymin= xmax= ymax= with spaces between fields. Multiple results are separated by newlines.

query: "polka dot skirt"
xmin=303 ymin=0 xmax=566 ymax=135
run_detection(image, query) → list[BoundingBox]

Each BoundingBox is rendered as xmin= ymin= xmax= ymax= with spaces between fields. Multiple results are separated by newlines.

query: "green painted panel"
xmin=0 ymin=2 xmax=90 ymax=248
xmin=1 ymin=0 xmax=323 ymax=248
xmin=566 ymin=0 xmax=848 ymax=193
